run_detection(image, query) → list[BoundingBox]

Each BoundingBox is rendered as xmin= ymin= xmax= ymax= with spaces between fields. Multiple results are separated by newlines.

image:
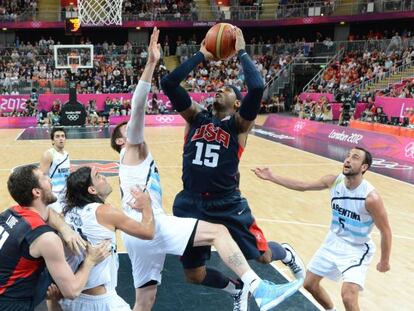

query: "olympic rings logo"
xmin=293 ymin=121 xmax=306 ymax=132
xmin=155 ymin=115 xmax=175 ymax=123
xmin=405 ymin=142 xmax=414 ymax=159
xmin=31 ymin=22 xmax=42 ymax=28
xmin=372 ymin=158 xmax=412 ymax=170
xmin=67 ymin=114 xmax=80 ymax=121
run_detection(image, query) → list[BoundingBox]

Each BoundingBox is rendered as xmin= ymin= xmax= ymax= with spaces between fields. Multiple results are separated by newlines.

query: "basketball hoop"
xmin=78 ymin=0 xmax=123 ymax=26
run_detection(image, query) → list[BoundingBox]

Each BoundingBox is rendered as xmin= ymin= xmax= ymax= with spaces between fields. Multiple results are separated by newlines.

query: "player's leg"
xmin=122 ymin=230 xmax=165 ymax=311
xmin=162 ymin=215 xmax=243 ymax=295
xmin=257 ymin=241 xmax=305 ymax=280
xmin=338 ymin=241 xmax=374 ymax=311
xmin=341 ymin=283 xmax=360 ymax=311
xmin=304 ymin=271 xmax=335 ymax=310
xmin=171 ymin=192 xmax=243 ymax=297
xmin=243 ymin=206 xmax=306 ymax=279
xmin=193 ymin=220 xmax=304 ymax=311
xmin=305 ymin=234 xmax=343 ymax=310
xmin=133 ymin=282 xmax=158 ymax=311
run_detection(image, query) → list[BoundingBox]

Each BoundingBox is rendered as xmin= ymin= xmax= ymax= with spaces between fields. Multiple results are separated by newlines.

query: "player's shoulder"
xmin=366 ymin=189 xmax=382 ymax=203
xmin=34 ymin=231 xmax=61 ymax=249
xmin=96 ymin=203 xmax=121 ymax=218
xmin=45 ymin=148 xmax=55 ymax=156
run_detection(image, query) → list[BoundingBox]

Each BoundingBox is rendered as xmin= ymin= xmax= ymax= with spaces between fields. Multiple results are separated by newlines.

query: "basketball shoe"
xmin=253 ymin=278 xmax=303 ymax=311
xmin=231 ymin=284 xmax=250 ymax=311
xmin=281 ymin=243 xmax=306 ymax=280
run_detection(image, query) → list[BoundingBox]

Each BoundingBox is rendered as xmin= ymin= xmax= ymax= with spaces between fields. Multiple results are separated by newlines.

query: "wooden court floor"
xmin=0 ymin=117 xmax=412 ymax=311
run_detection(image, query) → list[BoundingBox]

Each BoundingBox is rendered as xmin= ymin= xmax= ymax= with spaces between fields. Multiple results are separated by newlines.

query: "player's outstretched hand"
xmin=234 ymin=27 xmax=246 ymax=53
xmin=129 ymin=186 xmax=152 ymax=212
xmin=147 ymin=27 xmax=161 ymax=64
xmin=199 ymin=39 xmax=215 ymax=61
xmin=252 ymin=167 xmax=274 ymax=181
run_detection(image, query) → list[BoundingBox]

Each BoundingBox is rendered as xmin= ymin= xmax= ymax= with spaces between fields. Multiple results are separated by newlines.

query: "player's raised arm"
xmin=234 ymin=27 xmax=265 ymax=134
xmin=39 ymin=150 xmax=53 ymax=174
xmin=161 ymin=40 xmax=214 ymax=124
xmin=253 ymin=167 xmax=337 ymax=191
xmin=96 ymin=188 xmax=155 ymax=240
xmin=126 ymin=27 xmax=160 ymax=152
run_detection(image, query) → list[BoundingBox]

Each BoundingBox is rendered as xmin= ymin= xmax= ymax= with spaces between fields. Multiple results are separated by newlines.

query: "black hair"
xmin=50 ymin=127 xmax=66 ymax=140
xmin=7 ymin=165 xmax=40 ymax=206
xmin=63 ymin=166 xmax=104 ymax=215
xmin=110 ymin=121 xmax=127 ymax=153
xmin=354 ymin=147 xmax=372 ymax=171
xmin=226 ymin=84 xmax=243 ymax=101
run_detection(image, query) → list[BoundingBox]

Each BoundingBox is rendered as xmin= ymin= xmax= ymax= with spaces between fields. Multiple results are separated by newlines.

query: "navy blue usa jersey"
xmin=0 ymin=206 xmax=53 ymax=299
xmin=183 ymin=110 xmax=243 ymax=193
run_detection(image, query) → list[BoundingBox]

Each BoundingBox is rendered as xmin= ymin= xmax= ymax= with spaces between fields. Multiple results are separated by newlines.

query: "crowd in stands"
xmin=292 ymin=94 xmax=333 ymax=122
xmin=1 ymin=32 xmax=301 ymax=95
xmin=0 ymin=0 xmax=37 ymax=21
xmin=379 ymin=77 xmax=414 ymax=97
xmin=276 ymin=0 xmax=336 ymax=18
xmin=2 ymin=29 xmax=414 ymax=127
xmin=0 ymin=34 xmax=295 ymax=124
xmin=0 ymin=37 xmax=173 ymax=96
xmin=312 ymin=43 xmax=414 ymax=94
xmin=292 ymin=90 xmax=414 ymax=127
xmin=122 ymin=0 xmax=197 ymax=21
xmin=181 ymin=53 xmax=291 ymax=93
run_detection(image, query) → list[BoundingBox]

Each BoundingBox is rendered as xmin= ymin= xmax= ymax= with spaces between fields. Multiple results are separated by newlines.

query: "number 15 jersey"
xmin=183 ymin=111 xmax=243 ymax=193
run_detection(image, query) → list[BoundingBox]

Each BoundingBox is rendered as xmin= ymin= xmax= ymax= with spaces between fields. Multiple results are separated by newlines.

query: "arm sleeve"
xmin=237 ymin=49 xmax=265 ymax=121
xmin=161 ymin=51 xmax=205 ymax=112
xmin=126 ymin=80 xmax=151 ymax=145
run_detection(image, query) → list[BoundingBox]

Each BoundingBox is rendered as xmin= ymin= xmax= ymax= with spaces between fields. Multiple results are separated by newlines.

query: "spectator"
xmin=373 ymin=106 xmax=388 ymax=123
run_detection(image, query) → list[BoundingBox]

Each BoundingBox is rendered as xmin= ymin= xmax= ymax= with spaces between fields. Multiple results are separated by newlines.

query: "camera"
xmin=338 ymin=91 xmax=355 ymax=126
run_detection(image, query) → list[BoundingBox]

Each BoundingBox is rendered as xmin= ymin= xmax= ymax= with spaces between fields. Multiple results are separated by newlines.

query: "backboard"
xmin=53 ymin=44 xmax=94 ymax=70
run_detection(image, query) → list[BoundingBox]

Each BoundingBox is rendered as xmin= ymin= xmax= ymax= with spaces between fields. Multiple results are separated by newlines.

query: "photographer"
xmin=373 ymin=107 xmax=388 ymax=124
xmin=338 ymin=90 xmax=356 ymax=126
xmin=320 ymin=96 xmax=333 ymax=122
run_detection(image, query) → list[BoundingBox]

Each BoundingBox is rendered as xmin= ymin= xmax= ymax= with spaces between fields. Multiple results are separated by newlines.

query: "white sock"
xmin=241 ymin=270 xmax=261 ymax=293
xmin=222 ymin=280 xmax=239 ymax=294
xmin=282 ymin=251 xmax=292 ymax=263
xmin=326 ymin=308 xmax=336 ymax=311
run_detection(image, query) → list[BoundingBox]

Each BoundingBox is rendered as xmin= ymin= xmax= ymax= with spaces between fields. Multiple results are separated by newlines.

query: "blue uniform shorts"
xmin=173 ymin=190 xmax=268 ymax=269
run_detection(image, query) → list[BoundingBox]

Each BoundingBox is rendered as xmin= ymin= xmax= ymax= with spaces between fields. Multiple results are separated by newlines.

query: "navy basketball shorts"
xmin=0 ymin=298 xmax=33 ymax=311
xmin=173 ymin=190 xmax=268 ymax=269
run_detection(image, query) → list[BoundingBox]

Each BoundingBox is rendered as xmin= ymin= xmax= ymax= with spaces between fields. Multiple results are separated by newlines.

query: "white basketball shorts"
xmin=59 ymin=290 xmax=131 ymax=311
xmin=122 ymin=211 xmax=197 ymax=288
xmin=308 ymin=231 xmax=375 ymax=290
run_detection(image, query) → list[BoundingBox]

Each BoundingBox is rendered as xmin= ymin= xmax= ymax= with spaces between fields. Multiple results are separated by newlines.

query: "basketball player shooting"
xmin=161 ymin=26 xmax=305 ymax=311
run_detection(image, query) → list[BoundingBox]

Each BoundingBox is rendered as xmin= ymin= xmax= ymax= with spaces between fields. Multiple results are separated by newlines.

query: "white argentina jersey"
xmin=119 ymin=149 xmax=164 ymax=218
xmin=47 ymin=148 xmax=70 ymax=196
xmin=64 ymin=203 xmax=118 ymax=290
xmin=330 ymin=174 xmax=375 ymax=244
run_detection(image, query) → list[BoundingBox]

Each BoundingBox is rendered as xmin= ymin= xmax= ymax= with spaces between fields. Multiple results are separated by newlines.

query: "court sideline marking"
xmin=255 ymin=218 xmax=414 ymax=241
xmin=252 ymin=131 xmax=414 ymax=187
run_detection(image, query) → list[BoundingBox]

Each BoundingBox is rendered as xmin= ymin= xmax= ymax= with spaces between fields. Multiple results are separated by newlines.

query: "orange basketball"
xmin=205 ymin=23 xmax=236 ymax=60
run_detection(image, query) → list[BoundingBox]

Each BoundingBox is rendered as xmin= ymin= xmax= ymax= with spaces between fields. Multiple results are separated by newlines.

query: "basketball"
xmin=205 ymin=23 xmax=236 ymax=60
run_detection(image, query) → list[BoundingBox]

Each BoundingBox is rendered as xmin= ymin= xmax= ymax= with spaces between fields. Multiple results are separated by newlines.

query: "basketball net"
xmin=70 ymin=63 xmax=78 ymax=75
xmin=78 ymin=0 xmax=123 ymax=26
